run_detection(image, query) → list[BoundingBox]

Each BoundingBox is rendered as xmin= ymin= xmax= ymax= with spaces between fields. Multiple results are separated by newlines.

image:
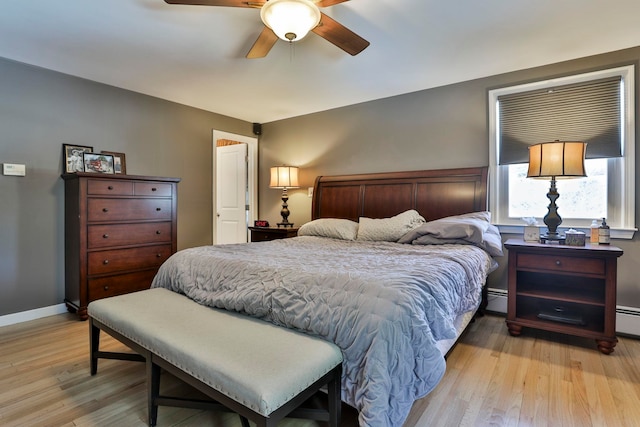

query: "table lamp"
xmin=270 ymin=166 xmax=299 ymax=227
xmin=527 ymin=141 xmax=587 ymax=242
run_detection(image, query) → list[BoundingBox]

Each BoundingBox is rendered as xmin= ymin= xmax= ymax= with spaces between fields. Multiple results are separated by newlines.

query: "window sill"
xmin=496 ymin=224 xmax=636 ymax=240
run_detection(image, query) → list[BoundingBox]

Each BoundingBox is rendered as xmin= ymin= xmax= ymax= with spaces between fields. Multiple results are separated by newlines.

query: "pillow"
xmin=397 ymin=211 xmax=491 ymax=244
xmin=356 ymin=209 xmax=425 ymax=242
xmin=297 ymin=218 xmax=359 ymax=240
xmin=398 ymin=211 xmax=504 ymax=257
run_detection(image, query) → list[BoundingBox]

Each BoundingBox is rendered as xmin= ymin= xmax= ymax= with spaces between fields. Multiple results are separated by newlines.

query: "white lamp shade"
xmin=527 ymin=141 xmax=587 ymax=179
xmin=270 ymin=166 xmax=300 ymax=188
xmin=260 ymin=0 xmax=321 ymax=42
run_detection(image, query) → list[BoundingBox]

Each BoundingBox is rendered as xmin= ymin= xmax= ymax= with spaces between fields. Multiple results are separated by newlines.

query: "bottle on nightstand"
xmin=590 ymin=219 xmax=599 ymax=244
xmin=599 ymin=218 xmax=610 ymax=245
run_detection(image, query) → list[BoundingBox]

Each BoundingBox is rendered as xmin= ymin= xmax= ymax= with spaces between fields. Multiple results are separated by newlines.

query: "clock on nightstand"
xmin=504 ymin=239 xmax=623 ymax=354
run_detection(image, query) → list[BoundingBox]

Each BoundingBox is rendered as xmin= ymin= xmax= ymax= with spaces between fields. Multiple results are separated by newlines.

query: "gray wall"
xmin=0 ymin=57 xmax=252 ymax=316
xmin=258 ymin=46 xmax=640 ymax=308
xmin=2 ymin=46 xmax=639 ymax=318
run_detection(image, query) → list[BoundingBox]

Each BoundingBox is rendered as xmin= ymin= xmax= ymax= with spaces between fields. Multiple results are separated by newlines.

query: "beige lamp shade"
xmin=270 ymin=166 xmax=300 ymax=189
xmin=527 ymin=141 xmax=587 ymax=179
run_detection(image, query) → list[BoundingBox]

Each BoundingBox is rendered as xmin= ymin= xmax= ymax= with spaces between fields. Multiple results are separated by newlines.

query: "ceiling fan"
xmin=164 ymin=0 xmax=370 ymax=58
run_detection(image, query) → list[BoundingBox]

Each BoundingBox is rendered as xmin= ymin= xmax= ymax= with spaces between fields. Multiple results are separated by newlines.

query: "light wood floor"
xmin=1 ymin=312 xmax=639 ymax=427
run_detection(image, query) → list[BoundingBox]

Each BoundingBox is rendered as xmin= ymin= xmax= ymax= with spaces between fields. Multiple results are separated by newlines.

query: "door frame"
xmin=212 ymin=130 xmax=258 ymax=244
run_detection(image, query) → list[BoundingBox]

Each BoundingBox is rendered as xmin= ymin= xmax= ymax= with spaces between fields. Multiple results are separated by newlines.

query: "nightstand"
xmin=504 ymin=238 xmax=623 ymax=354
xmin=249 ymin=227 xmax=299 ymax=242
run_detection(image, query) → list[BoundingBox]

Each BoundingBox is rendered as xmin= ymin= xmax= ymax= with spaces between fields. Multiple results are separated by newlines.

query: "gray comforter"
xmin=151 ymin=236 xmax=495 ymax=427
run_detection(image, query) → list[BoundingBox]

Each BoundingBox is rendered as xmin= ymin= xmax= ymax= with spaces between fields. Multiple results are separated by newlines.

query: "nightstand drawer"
xmin=249 ymin=227 xmax=298 ymax=242
xmin=517 ymin=253 xmax=605 ymax=275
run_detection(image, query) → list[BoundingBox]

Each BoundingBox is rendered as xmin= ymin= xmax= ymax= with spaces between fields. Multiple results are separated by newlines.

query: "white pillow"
xmin=298 ymin=218 xmax=359 ymax=240
xmin=356 ymin=210 xmax=425 ymax=242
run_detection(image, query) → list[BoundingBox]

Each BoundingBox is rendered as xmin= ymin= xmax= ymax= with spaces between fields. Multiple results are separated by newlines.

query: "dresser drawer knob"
xmin=156 ymin=230 xmax=161 ymax=235
xmin=108 ymin=186 xmax=114 ymax=190
xmin=102 ymin=234 xmax=109 ymax=239
xmin=104 ymin=286 xmax=109 ymax=291
xmin=156 ymin=253 xmax=162 ymax=258
xmin=152 ymin=187 xmax=157 ymax=192
xmin=103 ymin=260 xmax=109 ymax=265
xmin=156 ymin=207 xmax=162 ymax=211
xmin=556 ymin=260 xmax=561 ymax=266
xmin=102 ymin=208 xmax=109 ymax=213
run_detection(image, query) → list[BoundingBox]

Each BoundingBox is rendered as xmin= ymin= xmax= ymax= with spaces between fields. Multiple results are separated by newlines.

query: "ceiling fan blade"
xmin=316 ymin=0 xmax=350 ymax=7
xmin=164 ymin=0 xmax=264 ymax=8
xmin=312 ymin=12 xmax=369 ymax=56
xmin=246 ymin=26 xmax=279 ymax=59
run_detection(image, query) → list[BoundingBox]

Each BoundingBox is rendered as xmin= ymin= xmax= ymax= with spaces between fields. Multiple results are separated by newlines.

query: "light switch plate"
xmin=3 ymin=163 xmax=26 ymax=176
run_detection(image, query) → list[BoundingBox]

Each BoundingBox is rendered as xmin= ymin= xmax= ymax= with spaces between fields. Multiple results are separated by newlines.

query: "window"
xmin=489 ymin=65 xmax=636 ymax=238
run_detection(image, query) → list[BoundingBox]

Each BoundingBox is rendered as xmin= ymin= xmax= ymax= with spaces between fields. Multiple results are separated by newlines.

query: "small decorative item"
xmin=101 ymin=151 xmax=126 ymax=174
xmin=63 ymin=144 xmax=94 ymax=173
xmin=598 ymin=218 xmax=610 ymax=245
xmin=522 ymin=217 xmax=540 ymax=242
xmin=565 ymin=229 xmax=586 ymax=246
xmin=590 ymin=219 xmax=600 ymax=244
xmin=83 ymin=153 xmax=115 ymax=174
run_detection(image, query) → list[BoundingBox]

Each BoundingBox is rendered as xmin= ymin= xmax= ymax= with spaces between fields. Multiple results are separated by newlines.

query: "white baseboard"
xmin=486 ymin=288 xmax=640 ymax=337
xmin=0 ymin=303 xmax=68 ymax=328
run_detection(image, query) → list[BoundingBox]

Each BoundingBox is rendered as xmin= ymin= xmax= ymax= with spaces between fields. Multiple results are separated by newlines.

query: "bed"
xmin=151 ymin=167 xmax=501 ymax=427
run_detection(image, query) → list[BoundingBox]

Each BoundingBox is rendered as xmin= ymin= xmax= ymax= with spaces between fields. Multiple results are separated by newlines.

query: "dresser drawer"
xmin=517 ymin=253 xmax=605 ymax=275
xmin=134 ymin=182 xmax=173 ymax=197
xmin=88 ymin=269 xmax=158 ymax=301
xmin=88 ymin=244 xmax=172 ymax=275
xmin=87 ymin=179 xmax=134 ymax=196
xmin=88 ymin=198 xmax=173 ymax=222
xmin=88 ymin=222 xmax=172 ymax=249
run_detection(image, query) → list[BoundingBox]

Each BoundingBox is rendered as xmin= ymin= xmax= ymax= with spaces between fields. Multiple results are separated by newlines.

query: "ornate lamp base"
xmin=277 ymin=188 xmax=294 ymax=228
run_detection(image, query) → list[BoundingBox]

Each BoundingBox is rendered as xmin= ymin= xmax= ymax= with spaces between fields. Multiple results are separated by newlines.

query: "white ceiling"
xmin=2 ymin=0 xmax=640 ymax=124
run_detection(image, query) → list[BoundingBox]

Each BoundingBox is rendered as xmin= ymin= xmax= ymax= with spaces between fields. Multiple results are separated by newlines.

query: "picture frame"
xmin=83 ymin=153 xmax=115 ymax=174
xmin=101 ymin=151 xmax=127 ymax=174
xmin=63 ymin=144 xmax=94 ymax=173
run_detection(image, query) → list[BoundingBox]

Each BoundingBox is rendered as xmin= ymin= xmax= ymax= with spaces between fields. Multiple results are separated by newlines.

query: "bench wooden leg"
xmin=148 ymin=359 xmax=161 ymax=427
xmin=328 ymin=365 xmax=342 ymax=427
xmin=89 ymin=318 xmax=100 ymax=376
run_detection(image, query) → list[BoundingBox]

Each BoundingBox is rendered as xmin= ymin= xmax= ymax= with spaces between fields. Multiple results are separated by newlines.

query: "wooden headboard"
xmin=312 ymin=167 xmax=488 ymax=222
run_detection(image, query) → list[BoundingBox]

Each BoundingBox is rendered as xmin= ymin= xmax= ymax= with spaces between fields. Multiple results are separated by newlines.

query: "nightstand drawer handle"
xmin=102 ymin=208 xmax=109 ymax=213
xmin=102 ymin=234 xmax=109 ymax=239
xmin=556 ymin=260 xmax=561 ymax=266
xmin=156 ymin=207 xmax=162 ymax=211
xmin=103 ymin=260 xmax=109 ymax=265
xmin=156 ymin=253 xmax=162 ymax=258
xmin=104 ymin=286 xmax=109 ymax=291
xmin=156 ymin=230 xmax=161 ymax=235
xmin=151 ymin=187 xmax=157 ymax=192
xmin=108 ymin=186 xmax=113 ymax=190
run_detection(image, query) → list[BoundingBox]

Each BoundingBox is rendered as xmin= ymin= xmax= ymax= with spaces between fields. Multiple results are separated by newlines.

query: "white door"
xmin=216 ymin=143 xmax=248 ymax=244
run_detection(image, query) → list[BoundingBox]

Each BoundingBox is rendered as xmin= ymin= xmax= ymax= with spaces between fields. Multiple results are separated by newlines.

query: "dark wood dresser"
xmin=62 ymin=173 xmax=180 ymax=320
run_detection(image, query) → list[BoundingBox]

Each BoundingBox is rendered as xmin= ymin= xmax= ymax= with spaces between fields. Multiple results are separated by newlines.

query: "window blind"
xmin=498 ymin=76 xmax=622 ymax=165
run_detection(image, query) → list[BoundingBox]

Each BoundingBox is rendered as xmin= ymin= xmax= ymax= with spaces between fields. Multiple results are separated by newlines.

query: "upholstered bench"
xmin=88 ymin=288 xmax=343 ymax=427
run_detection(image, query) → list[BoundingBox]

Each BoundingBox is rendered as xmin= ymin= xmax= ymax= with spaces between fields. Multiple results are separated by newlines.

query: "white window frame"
xmin=489 ymin=65 xmax=636 ymax=239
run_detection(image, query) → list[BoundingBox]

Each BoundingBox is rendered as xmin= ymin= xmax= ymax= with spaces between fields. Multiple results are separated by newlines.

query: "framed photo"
xmin=83 ymin=153 xmax=115 ymax=174
xmin=101 ymin=151 xmax=126 ymax=174
xmin=63 ymin=144 xmax=94 ymax=173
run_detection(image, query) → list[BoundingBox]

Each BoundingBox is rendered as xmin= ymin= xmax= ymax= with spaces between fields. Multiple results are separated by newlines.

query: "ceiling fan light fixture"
xmin=260 ymin=0 xmax=321 ymax=42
